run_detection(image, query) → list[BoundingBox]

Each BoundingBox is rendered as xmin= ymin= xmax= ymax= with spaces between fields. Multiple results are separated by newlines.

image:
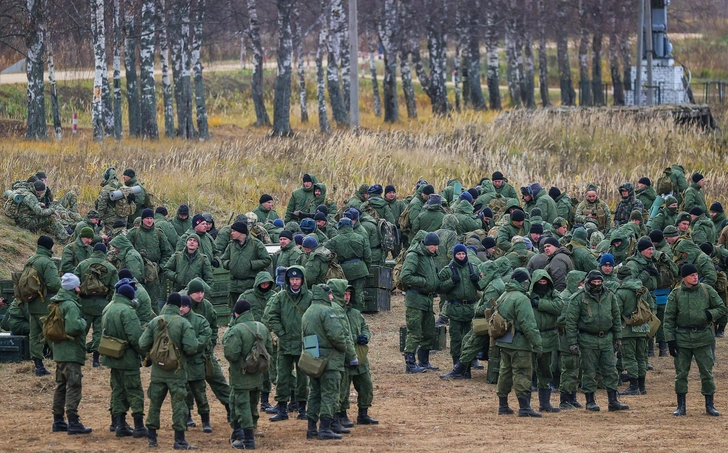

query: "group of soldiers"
xmin=3 ymin=164 xmax=728 ymax=449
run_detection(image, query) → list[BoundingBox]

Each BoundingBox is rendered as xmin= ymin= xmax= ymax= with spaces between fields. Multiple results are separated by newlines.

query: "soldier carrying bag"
xmin=239 ymin=322 xmax=271 ymax=374
xmin=98 ymin=315 xmax=128 ymax=359
xmin=148 ymin=317 xmax=181 ymax=371
xmin=298 ymin=350 xmax=328 ymax=378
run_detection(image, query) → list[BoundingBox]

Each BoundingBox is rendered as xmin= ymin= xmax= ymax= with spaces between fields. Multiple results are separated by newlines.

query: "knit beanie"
xmin=38 ymin=235 xmax=54 ymax=250
xmin=234 ymin=299 xmax=252 ymax=315
xmin=61 ymin=273 xmax=81 ymax=290
xmin=80 ymin=227 xmax=95 ymax=239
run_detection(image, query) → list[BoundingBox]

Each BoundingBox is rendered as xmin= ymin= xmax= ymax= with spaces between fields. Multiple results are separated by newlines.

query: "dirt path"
xmin=1 ymin=293 xmax=727 ymax=452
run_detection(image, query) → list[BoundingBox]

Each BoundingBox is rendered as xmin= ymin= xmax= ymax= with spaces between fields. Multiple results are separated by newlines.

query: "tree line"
xmin=0 ymin=0 xmax=723 ymax=140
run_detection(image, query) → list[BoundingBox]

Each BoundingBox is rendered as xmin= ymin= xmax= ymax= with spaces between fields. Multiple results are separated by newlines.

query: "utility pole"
xmin=635 ymin=0 xmax=644 ymax=106
xmin=645 ymin=0 xmax=654 ymax=105
xmin=349 ymin=0 xmax=359 ymax=129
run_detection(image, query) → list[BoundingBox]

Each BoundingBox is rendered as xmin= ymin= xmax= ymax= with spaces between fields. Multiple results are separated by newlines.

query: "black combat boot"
xmin=186 ymin=410 xmax=196 ymax=427
xmin=264 ymin=402 xmax=279 ymax=414
xmin=439 ymin=361 xmax=467 ymax=379
xmin=498 ymin=396 xmax=514 ymax=415
xmin=338 ymin=410 xmax=354 ymax=428
xmin=658 ymin=341 xmax=668 ymax=357
xmin=288 ymin=392 xmax=298 ymax=412
xmin=638 ymin=376 xmax=647 ymax=395
xmin=551 ymin=371 xmax=561 ymax=393
xmin=716 ymin=323 xmax=726 ymax=338
xmin=229 ymin=422 xmax=244 ymax=443
xmin=132 ymin=415 xmax=148 ymax=438
xmin=67 ymin=414 xmax=92 ymax=435
xmin=647 ymin=339 xmax=655 ymax=357
xmin=306 ymin=418 xmax=319 ymax=439
xmin=109 ymin=414 xmax=115 ymax=432
xmin=92 ymin=351 xmax=101 ymax=367
xmin=620 ymin=378 xmax=640 ymax=396
xmin=269 ymin=401 xmax=289 ymax=422
xmin=517 ymin=394 xmax=542 ymax=417
xmin=147 ymin=428 xmax=158 ymax=447
xmin=559 ymin=392 xmax=574 ymax=410
xmin=260 ymin=392 xmax=271 ymax=412
xmin=34 ymin=358 xmax=50 ymax=376
xmin=673 ymin=393 xmax=686 ymax=416
xmin=706 ymin=394 xmax=720 ymax=416
xmin=52 ymin=413 xmax=68 ymax=432
xmin=571 ymin=392 xmax=583 ymax=409
xmin=357 ymin=408 xmax=378 ymax=424
xmin=404 ymin=352 xmax=426 ymax=373
xmin=470 ymin=359 xmax=484 ymax=370
xmin=201 ymin=413 xmax=212 ymax=433
xmin=242 ymin=428 xmax=256 ymax=449
xmin=318 ymin=418 xmax=342 ymax=440
xmin=417 ymin=348 xmax=439 ymax=371
xmin=115 ymin=413 xmax=133 ymax=437
xmin=331 ymin=413 xmax=351 ymax=434
xmin=607 ymin=390 xmax=629 ymax=411
xmin=463 ymin=363 xmax=472 ymax=379
xmin=173 ymin=429 xmax=198 ymax=450
xmin=585 ymin=393 xmax=600 ymax=412
xmin=538 ymin=388 xmax=560 ymax=413
xmin=297 ymin=402 xmax=308 ymax=420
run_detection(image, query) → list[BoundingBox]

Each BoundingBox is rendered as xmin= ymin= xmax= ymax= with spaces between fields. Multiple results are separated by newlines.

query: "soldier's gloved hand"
xmin=646 ymin=266 xmax=660 ymax=276
xmin=668 ymin=340 xmax=679 ymax=357
xmin=705 ymin=310 xmax=713 ymax=322
xmin=450 ymin=264 xmax=461 ymax=283
xmin=349 ymin=358 xmax=359 ymax=368
xmin=531 ymin=298 xmax=539 ymax=308
xmin=469 ymin=273 xmax=480 ymax=282
xmin=357 ymin=334 xmax=369 ymax=345
xmin=127 ymin=193 xmax=135 ymax=202
xmin=211 ymin=258 xmax=220 ymax=268
xmin=569 ymin=344 xmax=580 ymax=355
xmin=613 ymin=339 xmax=622 ymax=351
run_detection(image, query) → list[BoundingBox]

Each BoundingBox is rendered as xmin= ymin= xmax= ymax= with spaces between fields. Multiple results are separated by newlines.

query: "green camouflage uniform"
xmin=300 ymin=244 xmax=332 ymax=287
xmin=253 ymin=203 xmax=280 ymax=223
xmin=401 ymin=242 xmax=440 ymax=353
xmin=59 ymin=237 xmax=92 ymax=274
xmin=127 ymin=223 xmax=173 ymax=305
xmin=25 ymin=246 xmax=62 ymax=360
xmin=616 ymin=277 xmax=654 ymax=380
xmin=529 ymin=270 xmax=564 ymax=389
xmin=1 ymin=298 xmax=29 ymax=335
xmin=14 ymin=187 xmax=69 ymax=242
xmin=163 ymin=247 xmax=214 ymax=292
xmin=109 ymin=235 xmax=145 ymax=285
xmin=241 ymin=272 xmax=277 ymax=394
xmin=222 ymin=234 xmax=271 ymax=307
xmin=275 ymin=239 xmax=303 ymax=268
xmin=682 ymin=182 xmax=707 ymax=214
xmin=154 ymin=213 xmax=179 ymax=250
xmin=438 ymin=256 xmax=483 ymax=361
xmin=558 ymin=271 xmax=587 ymax=395
xmin=183 ymin=309 xmax=213 ymax=417
xmin=139 ymin=304 xmax=199 ymax=432
xmin=74 ymin=250 xmax=119 ymax=352
xmin=284 ymin=176 xmax=319 ymax=222
xmin=324 ymin=223 xmax=371 ymax=311
xmin=50 ymin=289 xmax=87 ymax=419
xmin=575 ymin=197 xmax=612 ymax=232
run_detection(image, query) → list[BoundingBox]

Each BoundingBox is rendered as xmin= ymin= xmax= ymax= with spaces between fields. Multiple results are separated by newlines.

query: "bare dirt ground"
xmin=2 ymin=293 xmax=728 ymax=452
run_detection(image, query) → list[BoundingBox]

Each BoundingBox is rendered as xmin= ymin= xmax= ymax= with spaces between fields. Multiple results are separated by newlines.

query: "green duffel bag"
xmin=298 ymin=350 xmax=328 ymax=378
xmin=98 ymin=335 xmax=128 ymax=359
xmin=472 ymin=318 xmax=490 ymax=336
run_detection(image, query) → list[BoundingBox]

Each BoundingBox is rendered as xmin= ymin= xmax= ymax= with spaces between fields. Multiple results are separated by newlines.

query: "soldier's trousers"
xmin=340 ymin=369 xmax=374 ymax=410
xmin=350 ymin=277 xmax=366 ymax=312
xmin=229 ymin=388 xmax=260 ymax=430
xmin=404 ymin=306 xmax=435 ymax=353
xmin=308 ymin=370 xmax=341 ymax=421
xmin=263 ymin=343 xmax=278 ymax=393
xmin=487 ymin=345 xmax=501 ymax=384
xmin=29 ymin=313 xmax=46 ymax=360
xmin=146 ymin=380 xmax=188 ymax=432
xmin=535 ymin=351 xmax=554 ymax=389
xmin=448 ymin=319 xmax=472 ymax=360
xmin=655 ymin=305 xmax=666 ymax=343
xmin=186 ymin=379 xmax=211 ymax=415
xmin=580 ymin=347 xmax=619 ymax=393
xmin=559 ymin=351 xmax=581 ymax=393
xmin=53 ymin=362 xmax=83 ymax=418
xmin=274 ymin=354 xmax=309 ymax=403
xmin=17 ymin=217 xmax=69 ymax=242
xmin=622 ymin=337 xmax=648 ymax=379
xmin=674 ymin=344 xmax=716 ymax=395
xmin=496 ymin=349 xmax=533 ymax=398
xmin=459 ymin=329 xmax=489 ymax=363
xmin=110 ymin=368 xmax=145 ymax=417
xmin=206 ymin=354 xmax=231 ymax=405
xmin=82 ymin=312 xmax=102 ymax=353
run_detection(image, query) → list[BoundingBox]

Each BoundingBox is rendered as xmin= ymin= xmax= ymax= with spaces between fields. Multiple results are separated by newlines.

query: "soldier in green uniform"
xmin=127 ymin=208 xmax=174 ymax=306
xmin=494 ymin=269 xmax=543 ymax=417
xmin=164 ymin=234 xmax=214 ymax=292
xmin=557 ymin=270 xmax=587 ymax=409
xmin=299 ymin=236 xmax=331 ymax=287
xmin=13 ymin=180 xmax=70 ymax=242
xmin=549 ymin=187 xmax=574 ymax=226
xmin=222 ymin=221 xmax=271 ymax=308
xmin=120 ymin=168 xmax=148 ymax=227
xmin=301 ymin=284 xmax=357 ymax=440
xmin=139 ymin=293 xmax=199 ymax=449
xmin=254 ymin=193 xmax=280 ymax=223
xmin=170 ymin=204 xmax=192 ymax=236
xmin=438 ymin=244 xmax=483 ymax=365
xmin=50 ymin=274 xmax=92 ymax=435
xmin=262 ymin=266 xmax=312 ymax=421
xmin=223 ymin=299 xmax=272 ymax=450
xmin=564 ymin=270 xmax=629 ymax=412
xmin=636 ymin=177 xmax=657 ymax=212
xmin=709 ymin=202 xmax=726 ymax=239
xmin=285 ymin=174 xmax=319 ymax=222
xmin=412 ymin=194 xmax=445 ymax=234
xmin=683 ymin=173 xmax=707 ymax=214
xmin=153 ymin=206 xmax=179 ymax=250
xmin=118 ymin=269 xmax=155 ymax=326
xmin=1 ymin=297 xmax=29 ymax=335
xmin=491 ymin=171 xmax=518 ymax=200
xmin=401 ymin=232 xmax=441 ymax=373
xmin=324 ymin=218 xmax=371 ymax=311
xmin=529 ymin=269 xmax=564 ymax=413
xmin=25 ymin=236 xmax=62 ymax=376
xmin=177 ymin=215 xmax=218 ymax=262
xmin=567 ymin=228 xmax=598 ymax=273
xmin=665 ymin=264 xmax=727 ymax=416
xmin=59 ymin=227 xmax=94 ymax=274
xmin=100 ymin=282 xmax=147 ymax=438
xmin=109 ymin=234 xmax=145 ymax=283
xmin=73 ymin=210 xmax=103 ymax=240
xmin=650 ymin=196 xmax=679 ymax=232
xmin=240 ymin=272 xmax=276 ymax=411
xmin=574 ymin=184 xmax=612 ymax=232
xmin=180 ymin=295 xmax=214 ymax=433
xmin=74 ymin=243 xmax=119 ymax=367
xmin=361 ymin=184 xmax=396 ymax=224
xmin=689 ymin=207 xmax=716 ymax=244
xmin=625 ymin=238 xmax=659 ymax=290
xmin=274 ymin=230 xmax=303 ymax=268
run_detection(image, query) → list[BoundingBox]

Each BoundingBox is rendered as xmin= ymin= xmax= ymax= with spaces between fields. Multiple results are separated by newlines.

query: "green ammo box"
xmin=399 ymin=325 xmax=447 ymax=352
xmin=363 ymin=287 xmax=391 ymax=313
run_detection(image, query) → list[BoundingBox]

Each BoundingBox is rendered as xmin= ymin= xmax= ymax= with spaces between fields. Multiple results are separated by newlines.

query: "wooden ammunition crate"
xmin=363 ymin=287 xmax=391 ymax=313
xmin=399 ymin=325 xmax=447 ymax=352
xmin=366 ymin=265 xmax=393 ymax=290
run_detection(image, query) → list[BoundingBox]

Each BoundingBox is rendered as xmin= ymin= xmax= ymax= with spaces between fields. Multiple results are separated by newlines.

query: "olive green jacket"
xmin=565 ymin=286 xmax=622 ymax=348
xmin=223 ymin=310 xmax=271 ymax=390
xmin=109 ymin=235 xmax=145 ymax=283
xmin=138 ymin=304 xmax=198 ymax=382
xmin=528 ymin=270 xmax=564 ymax=352
xmin=301 ymin=285 xmax=357 ymax=372
xmin=182 ymin=309 xmax=212 ymax=381
xmin=262 ymin=266 xmax=312 ymax=355
xmin=222 ymin=236 xmax=271 ymax=292
xmin=494 ymin=279 xmax=543 ymax=352
xmin=616 ymin=278 xmax=656 ymax=338
xmin=682 ymin=182 xmax=707 ymax=214
xmin=100 ymin=293 xmax=144 ymax=369
xmin=285 ymin=176 xmax=319 ymax=222
xmin=49 ymin=289 xmax=87 ymax=364
xmin=163 ymin=249 xmax=214 ymax=291
xmin=324 ymin=225 xmax=371 ymax=280
xmin=74 ymin=251 xmax=120 ymax=315
xmin=60 ymin=238 xmax=92 ymax=273
xmin=275 ymin=240 xmax=303 ymax=268
xmin=664 ymin=282 xmax=726 ymax=348
xmin=25 ymin=246 xmax=62 ymax=315
xmin=400 ymin=242 xmax=440 ymax=311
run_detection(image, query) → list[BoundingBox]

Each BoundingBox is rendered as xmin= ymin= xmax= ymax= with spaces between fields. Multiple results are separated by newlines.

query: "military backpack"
xmin=398 ymin=204 xmax=413 ymax=234
xmin=80 ymin=262 xmax=110 ymax=297
xmin=239 ymin=322 xmax=271 ymax=374
xmin=623 ymin=286 xmax=653 ymax=326
xmin=13 ymin=257 xmax=45 ymax=303
xmin=148 ymin=317 xmax=181 ymax=371
xmin=377 ymin=218 xmax=398 ymax=252
xmin=3 ymin=188 xmax=27 ymax=219
xmin=325 ymin=253 xmax=346 ymax=281
xmin=43 ymin=301 xmax=72 ymax=343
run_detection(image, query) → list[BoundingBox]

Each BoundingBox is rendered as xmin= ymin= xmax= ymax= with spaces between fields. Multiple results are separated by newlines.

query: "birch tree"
xmin=484 ymin=1 xmax=501 ymax=110
xmin=246 ymin=0 xmax=270 ymax=127
xmin=327 ymin=0 xmax=348 ymax=126
xmin=316 ymin=0 xmax=330 ymax=133
xmin=91 ymin=0 xmax=106 ymax=142
xmin=339 ymin=2 xmax=350 ymax=113
xmin=138 ymin=0 xmax=158 ymax=138
xmin=556 ymin=0 xmax=575 ymax=105
xmin=377 ymin=0 xmax=398 ymax=123
xmin=413 ymin=0 xmax=450 ymax=115
xmin=25 ymin=0 xmax=47 ymax=140
xmin=191 ymin=0 xmax=209 ymax=140
xmin=123 ymin=1 xmax=141 ymax=137
xmin=578 ymin=0 xmax=592 ymax=106
xmin=170 ymin=0 xmax=195 ymax=139
xmin=619 ymin=0 xmax=632 ymax=95
xmin=272 ymin=0 xmax=294 ymax=136
xmin=591 ymin=0 xmax=604 ymax=105
xmin=113 ymin=0 xmax=123 ymax=140
xmin=366 ymin=30 xmax=382 ymax=117
xmin=504 ymin=0 xmax=522 ymax=107
xmin=537 ymin=0 xmax=549 ymax=107
xmin=467 ymin=0 xmax=486 ymax=110
xmin=607 ymin=1 xmax=624 ymax=105
xmin=158 ymin=0 xmax=175 ymax=137
xmin=399 ymin=0 xmax=416 ymax=119
xmin=293 ymin=3 xmax=308 ymax=123
xmin=521 ymin=0 xmax=535 ymax=108
xmin=46 ymin=27 xmax=61 ymax=139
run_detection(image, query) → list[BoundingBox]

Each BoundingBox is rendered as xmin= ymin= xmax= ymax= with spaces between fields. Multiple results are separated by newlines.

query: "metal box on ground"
xmin=366 ymin=265 xmax=393 ymax=290
xmin=0 ymin=334 xmax=30 ymax=362
xmin=399 ymin=325 xmax=447 ymax=352
xmin=363 ymin=288 xmax=391 ymax=313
